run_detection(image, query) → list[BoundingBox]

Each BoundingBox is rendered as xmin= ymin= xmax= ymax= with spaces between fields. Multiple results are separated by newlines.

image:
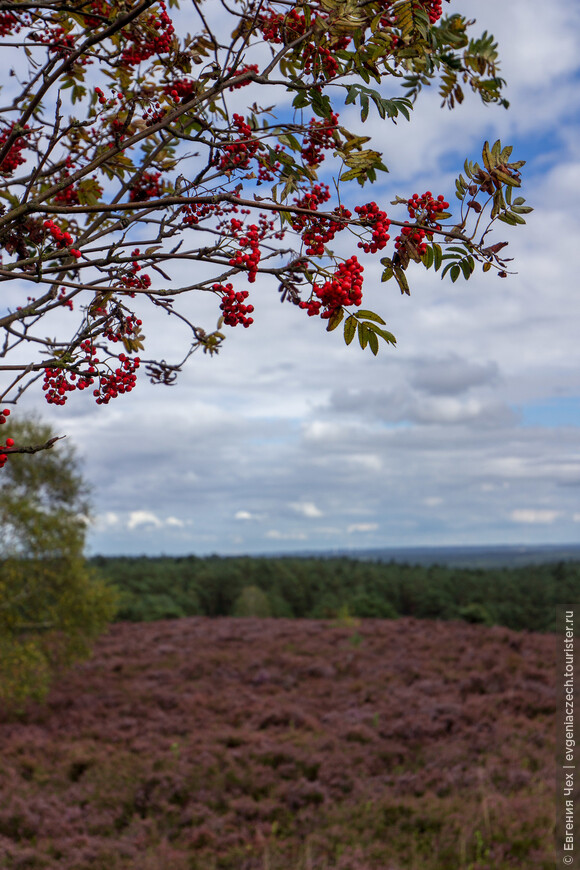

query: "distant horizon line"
xmin=88 ymin=541 xmax=580 ymax=559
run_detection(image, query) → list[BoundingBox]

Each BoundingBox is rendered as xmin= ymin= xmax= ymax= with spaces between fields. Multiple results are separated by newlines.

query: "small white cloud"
xmin=573 ymin=514 xmax=580 ymax=523
xmin=166 ymin=516 xmax=185 ymax=528
xmin=423 ymin=497 xmax=443 ymax=507
xmin=96 ymin=511 xmax=120 ymax=529
xmin=128 ymin=510 xmax=163 ymax=530
xmin=235 ymin=510 xmax=261 ymax=520
xmin=265 ymin=530 xmax=308 ymax=540
xmin=347 ymin=523 xmax=379 ymax=534
xmin=290 ymin=501 xmax=323 ymax=518
xmin=510 ymin=509 xmax=560 ymax=524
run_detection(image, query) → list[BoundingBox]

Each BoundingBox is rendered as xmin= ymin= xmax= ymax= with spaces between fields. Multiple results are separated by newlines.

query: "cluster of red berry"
xmin=300 ymin=256 xmax=364 ymax=318
xmin=301 ymin=114 xmax=339 ymax=167
xmin=81 ymin=0 xmax=112 ymax=28
xmin=129 ymin=170 xmax=163 ymax=202
xmin=417 ymin=0 xmax=443 ymax=24
xmin=304 ymin=205 xmax=352 ymax=257
xmin=406 ymin=191 xmax=449 ymax=222
xmin=291 ymin=185 xmax=352 ymax=256
xmin=43 ymin=220 xmax=81 ymax=258
xmin=259 ymin=7 xmax=349 ymax=79
xmin=119 ymin=1 xmax=174 ymax=66
xmin=94 ymin=354 xmax=140 ymax=404
xmin=29 ymin=25 xmax=78 ymax=58
xmin=394 ymin=191 xmax=449 ymax=256
xmin=227 ymin=215 xmax=281 ymax=283
xmin=94 ymin=86 xmax=108 ymax=106
xmin=227 ymin=64 xmax=259 ymax=90
xmin=115 ymin=252 xmax=152 ymax=293
xmin=0 ymin=123 xmax=29 ymax=176
xmin=53 ymin=171 xmax=80 ymax=205
xmin=0 ymin=11 xmax=22 ymax=36
xmin=259 ymin=8 xmax=308 ymax=44
xmin=219 ymin=115 xmax=259 ymax=172
xmin=0 ymin=408 xmax=13 ymax=468
xmin=292 ymin=183 xmax=331 ymax=216
xmin=259 ymin=0 xmax=443 ymax=68
xmin=43 ymin=338 xmax=140 ymax=407
xmin=58 ymin=287 xmax=74 ymax=311
xmin=164 ymin=79 xmax=197 ymax=104
xmin=355 ymin=202 xmax=391 ymax=253
xmin=43 ymin=340 xmax=99 ymax=405
xmin=181 ymin=202 xmax=215 ymax=227
xmin=394 ymin=224 xmax=429 ymax=257
xmin=103 ymin=308 xmax=143 ymax=345
xmin=256 ymin=144 xmax=284 ymax=183
xmin=302 ymin=37 xmax=349 ymax=80
xmin=214 ymin=284 xmax=255 ymax=327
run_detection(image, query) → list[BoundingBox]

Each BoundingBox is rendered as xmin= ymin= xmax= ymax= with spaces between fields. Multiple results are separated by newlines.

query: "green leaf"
xmin=491 ymin=139 xmax=502 ymax=164
xmin=372 ymin=326 xmax=397 ymax=345
xmin=367 ymin=330 xmax=379 ymax=356
xmin=311 ymin=89 xmax=332 ymax=119
xmin=340 ymin=167 xmax=363 ymax=182
xmin=357 ymin=322 xmax=369 ymax=350
xmin=459 ymin=258 xmax=474 ymax=279
xmin=356 ymin=309 xmax=386 ymax=324
xmin=344 ymin=315 xmax=357 ymax=345
xmin=277 ymin=133 xmax=301 ymax=152
xmin=496 ymin=212 xmax=518 ymax=226
xmin=393 ymin=266 xmax=410 ymax=295
xmin=292 ymin=90 xmax=310 ymax=110
xmin=77 ymin=178 xmax=102 ymax=206
xmin=326 ymin=307 xmax=344 ymax=332
xmin=449 ymin=264 xmax=461 ymax=282
xmin=421 ymin=245 xmax=434 ymax=269
xmin=432 ymin=243 xmax=443 ymax=272
xmin=360 ymin=95 xmax=369 ymax=122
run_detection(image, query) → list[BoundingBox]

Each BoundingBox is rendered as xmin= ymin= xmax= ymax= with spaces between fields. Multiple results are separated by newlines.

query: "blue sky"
xmin=9 ymin=0 xmax=580 ymax=556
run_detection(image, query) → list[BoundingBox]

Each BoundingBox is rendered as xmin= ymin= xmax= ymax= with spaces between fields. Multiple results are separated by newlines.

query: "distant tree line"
xmin=89 ymin=554 xmax=580 ymax=633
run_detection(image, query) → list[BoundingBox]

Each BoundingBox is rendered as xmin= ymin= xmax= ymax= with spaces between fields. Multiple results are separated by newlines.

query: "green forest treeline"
xmin=90 ymin=555 xmax=580 ymax=632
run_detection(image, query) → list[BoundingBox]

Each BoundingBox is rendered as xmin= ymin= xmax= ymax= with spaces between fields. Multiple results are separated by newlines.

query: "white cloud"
xmin=265 ymin=530 xmax=308 ymax=540
xmin=95 ymin=511 xmax=119 ymax=529
xmin=290 ymin=501 xmax=324 ymax=518
xmin=127 ymin=510 xmax=164 ymax=530
xmin=166 ymin=517 xmax=185 ymax=528
xmin=510 ymin=510 xmax=560 ymax=525
xmin=347 ymin=524 xmax=379 ymax=534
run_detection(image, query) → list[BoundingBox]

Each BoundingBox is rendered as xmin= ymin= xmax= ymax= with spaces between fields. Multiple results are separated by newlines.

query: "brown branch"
xmin=2 ymin=435 xmax=65 ymax=455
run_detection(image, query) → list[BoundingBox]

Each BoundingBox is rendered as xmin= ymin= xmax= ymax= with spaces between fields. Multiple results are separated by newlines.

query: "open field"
xmin=0 ymin=617 xmax=555 ymax=869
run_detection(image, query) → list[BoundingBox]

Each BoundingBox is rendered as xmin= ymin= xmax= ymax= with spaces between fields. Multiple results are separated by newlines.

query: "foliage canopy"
xmin=0 ymin=0 xmax=531 ymax=459
xmin=0 ymin=417 xmax=117 ymax=710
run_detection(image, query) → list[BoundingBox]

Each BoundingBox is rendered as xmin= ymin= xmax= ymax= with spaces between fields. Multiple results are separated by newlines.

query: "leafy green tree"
xmin=0 ymin=417 xmax=117 ymax=710
xmin=233 ymin=585 xmax=272 ymax=618
xmin=0 ymin=0 xmax=531 ymax=460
